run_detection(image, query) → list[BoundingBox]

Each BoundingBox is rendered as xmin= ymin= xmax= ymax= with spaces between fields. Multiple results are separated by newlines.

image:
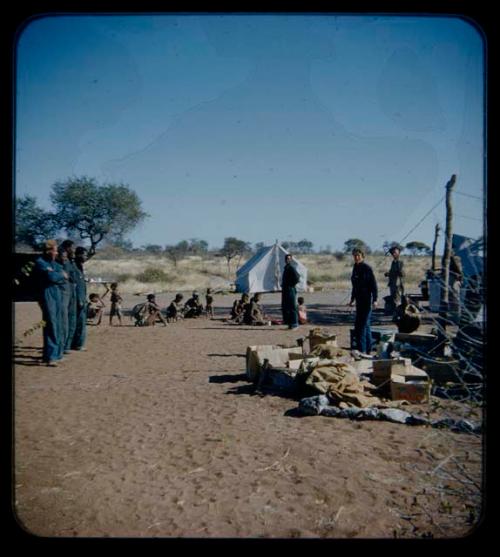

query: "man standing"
xmin=281 ymin=253 xmax=300 ymax=330
xmin=348 ymin=248 xmax=378 ymax=355
xmin=385 ymin=245 xmax=405 ymax=315
xmin=72 ymin=246 xmax=88 ymax=350
xmin=60 ymin=239 xmax=78 ymax=354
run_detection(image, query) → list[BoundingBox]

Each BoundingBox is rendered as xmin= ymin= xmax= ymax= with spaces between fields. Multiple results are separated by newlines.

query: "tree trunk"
xmin=431 ymin=223 xmax=440 ymax=272
xmin=441 ymin=174 xmax=456 ymax=308
xmin=437 ymin=174 xmax=456 ymax=348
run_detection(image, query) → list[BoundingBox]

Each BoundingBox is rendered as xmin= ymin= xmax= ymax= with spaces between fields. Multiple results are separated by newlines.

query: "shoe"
xmin=289 ymin=325 xmax=299 ymax=330
xmin=74 ymin=347 xmax=87 ymax=352
xmin=45 ymin=360 xmax=58 ymax=367
xmin=63 ymin=350 xmax=71 ymax=354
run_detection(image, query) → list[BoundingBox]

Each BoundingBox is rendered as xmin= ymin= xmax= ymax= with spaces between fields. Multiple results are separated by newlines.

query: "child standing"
xmin=297 ymin=296 xmax=308 ymax=325
xmin=205 ymin=288 xmax=214 ymax=318
xmin=109 ymin=282 xmax=123 ymax=326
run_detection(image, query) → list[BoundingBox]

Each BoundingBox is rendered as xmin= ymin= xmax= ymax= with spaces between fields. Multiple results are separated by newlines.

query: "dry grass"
xmin=85 ymin=253 xmax=431 ymax=295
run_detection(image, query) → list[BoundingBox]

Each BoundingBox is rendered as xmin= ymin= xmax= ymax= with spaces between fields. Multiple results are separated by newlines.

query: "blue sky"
xmin=15 ymin=13 xmax=485 ymax=252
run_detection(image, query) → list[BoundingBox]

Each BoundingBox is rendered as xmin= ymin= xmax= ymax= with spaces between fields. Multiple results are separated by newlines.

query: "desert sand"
xmin=13 ymin=291 xmax=483 ymax=539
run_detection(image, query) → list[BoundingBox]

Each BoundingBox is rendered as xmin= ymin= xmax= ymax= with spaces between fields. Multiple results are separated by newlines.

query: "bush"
xmin=308 ymin=272 xmax=336 ymax=283
xmin=116 ymin=273 xmax=133 ymax=282
xmin=135 ymin=267 xmax=172 ymax=283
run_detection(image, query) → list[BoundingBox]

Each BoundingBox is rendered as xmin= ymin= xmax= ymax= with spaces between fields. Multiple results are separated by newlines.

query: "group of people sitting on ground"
xmin=228 ymin=292 xmax=308 ymax=326
xmin=128 ymin=289 xmax=215 ymax=326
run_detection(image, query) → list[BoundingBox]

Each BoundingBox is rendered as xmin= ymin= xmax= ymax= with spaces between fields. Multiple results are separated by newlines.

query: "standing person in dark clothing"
xmin=56 ymin=247 xmax=72 ymax=356
xmin=33 ymin=239 xmax=68 ymax=366
xmin=281 ymin=253 xmax=300 ymax=330
xmin=72 ymin=247 xmax=88 ymax=350
xmin=385 ymin=245 xmax=405 ymax=315
xmin=60 ymin=240 xmax=78 ymax=354
xmin=348 ymin=248 xmax=378 ymax=354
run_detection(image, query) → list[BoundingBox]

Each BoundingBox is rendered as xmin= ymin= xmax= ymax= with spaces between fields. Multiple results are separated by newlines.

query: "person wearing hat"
xmin=33 ymin=239 xmax=68 ymax=366
xmin=385 ymin=245 xmax=405 ymax=315
xmin=348 ymin=248 xmax=378 ymax=355
xmin=183 ymin=290 xmax=203 ymax=318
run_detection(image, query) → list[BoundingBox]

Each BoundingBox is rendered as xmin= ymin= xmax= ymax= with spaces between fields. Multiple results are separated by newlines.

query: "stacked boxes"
xmin=372 ymin=357 xmax=431 ymax=403
xmin=245 ymin=345 xmax=303 ymax=382
xmin=372 ymin=358 xmax=411 ymax=387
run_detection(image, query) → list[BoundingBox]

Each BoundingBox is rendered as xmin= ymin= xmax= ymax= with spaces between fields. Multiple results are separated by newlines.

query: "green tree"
xmin=187 ymin=238 xmax=209 ymax=255
xmin=143 ymin=244 xmax=163 ymax=254
xmin=50 ymin=176 xmax=148 ymax=259
xmin=343 ymin=238 xmax=371 ymax=255
xmin=405 ymin=241 xmax=431 ymax=256
xmin=297 ymin=239 xmax=314 ymax=254
xmin=165 ymin=241 xmax=188 ymax=267
xmin=220 ymin=237 xmax=251 ymax=276
xmin=15 ymin=195 xmax=59 ymax=250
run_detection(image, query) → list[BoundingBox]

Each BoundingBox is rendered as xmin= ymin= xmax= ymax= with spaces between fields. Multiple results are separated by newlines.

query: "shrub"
xmin=135 ymin=267 xmax=172 ymax=283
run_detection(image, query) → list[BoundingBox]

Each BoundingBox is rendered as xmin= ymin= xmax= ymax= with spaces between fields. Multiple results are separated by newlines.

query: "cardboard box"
xmin=390 ymin=373 xmax=431 ymax=403
xmin=246 ymin=345 xmax=303 ymax=381
xmin=372 ymin=358 xmax=411 ymax=386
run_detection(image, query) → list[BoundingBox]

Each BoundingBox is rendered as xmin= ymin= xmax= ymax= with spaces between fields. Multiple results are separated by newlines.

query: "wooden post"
xmin=441 ymin=174 xmax=457 ymax=309
xmin=436 ymin=174 xmax=457 ymax=352
xmin=431 ymin=223 xmax=440 ymax=272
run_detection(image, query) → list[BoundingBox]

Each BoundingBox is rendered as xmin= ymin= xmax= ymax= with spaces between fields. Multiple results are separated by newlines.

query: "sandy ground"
xmin=12 ymin=291 xmax=483 ymax=539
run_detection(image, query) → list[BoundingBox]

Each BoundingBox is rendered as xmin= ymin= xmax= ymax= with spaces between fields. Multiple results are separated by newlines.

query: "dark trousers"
xmin=354 ymin=302 xmax=373 ymax=354
xmin=281 ymin=287 xmax=298 ymax=327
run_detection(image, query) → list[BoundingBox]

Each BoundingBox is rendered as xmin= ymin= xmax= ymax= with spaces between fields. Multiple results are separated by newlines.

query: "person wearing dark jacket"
xmin=60 ymin=239 xmax=78 ymax=353
xmin=348 ymin=248 xmax=378 ymax=354
xmin=71 ymin=247 xmax=88 ymax=350
xmin=281 ymin=253 xmax=301 ymax=329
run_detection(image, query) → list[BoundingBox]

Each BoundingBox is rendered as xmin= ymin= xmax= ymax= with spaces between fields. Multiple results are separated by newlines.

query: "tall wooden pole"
xmin=431 ymin=223 xmax=440 ymax=272
xmin=441 ymin=174 xmax=457 ymax=309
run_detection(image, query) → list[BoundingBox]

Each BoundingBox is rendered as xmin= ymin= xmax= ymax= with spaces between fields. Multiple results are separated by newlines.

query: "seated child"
xmin=230 ymin=293 xmax=249 ymax=323
xmin=243 ymin=293 xmax=268 ymax=326
xmin=183 ymin=291 xmax=204 ymax=318
xmin=166 ymin=293 xmax=184 ymax=322
xmin=297 ymin=296 xmax=308 ymax=325
xmin=143 ymin=294 xmax=168 ymax=326
xmin=87 ymin=291 xmax=108 ymax=325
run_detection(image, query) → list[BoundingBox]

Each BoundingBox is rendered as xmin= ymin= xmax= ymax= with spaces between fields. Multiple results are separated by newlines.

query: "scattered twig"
xmin=256 ymin=448 xmax=291 ymax=472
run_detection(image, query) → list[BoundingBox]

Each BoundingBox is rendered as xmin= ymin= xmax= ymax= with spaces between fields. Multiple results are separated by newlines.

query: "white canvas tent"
xmin=234 ymin=243 xmax=308 ymax=294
